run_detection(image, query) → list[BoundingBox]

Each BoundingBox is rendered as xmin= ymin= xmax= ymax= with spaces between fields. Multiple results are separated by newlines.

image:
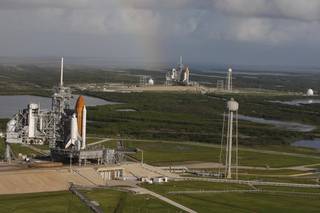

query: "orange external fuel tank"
xmin=75 ymin=96 xmax=85 ymax=135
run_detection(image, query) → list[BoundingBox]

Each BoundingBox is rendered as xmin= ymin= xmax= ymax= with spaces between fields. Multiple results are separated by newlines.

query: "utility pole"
xmin=227 ymin=68 xmax=232 ymax=91
xmin=69 ymin=152 xmax=73 ymax=172
xmin=141 ymin=150 xmax=144 ymax=165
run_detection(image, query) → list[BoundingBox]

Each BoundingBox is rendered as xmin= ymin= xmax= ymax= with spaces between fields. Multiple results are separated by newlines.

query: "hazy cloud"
xmin=0 ymin=0 xmax=320 ymax=66
xmin=2 ymin=0 xmax=320 ymax=21
xmin=214 ymin=0 xmax=320 ymax=22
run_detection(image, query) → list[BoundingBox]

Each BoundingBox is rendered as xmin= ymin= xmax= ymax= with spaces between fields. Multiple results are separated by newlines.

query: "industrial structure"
xmin=216 ymin=80 xmax=224 ymax=90
xmin=220 ymin=98 xmax=239 ymax=179
xmin=139 ymin=75 xmax=154 ymax=86
xmin=166 ymin=56 xmax=191 ymax=86
xmin=4 ymin=58 xmax=123 ymax=165
xmin=226 ymin=68 xmax=233 ymax=91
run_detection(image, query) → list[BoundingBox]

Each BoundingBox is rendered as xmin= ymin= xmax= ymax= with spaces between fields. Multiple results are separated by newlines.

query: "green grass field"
xmin=143 ymin=181 xmax=320 ymax=213
xmin=86 ymin=91 xmax=315 ymax=146
xmin=0 ymin=191 xmax=89 ymax=213
xmin=10 ymin=144 xmax=39 ymax=156
xmin=0 ymin=189 xmax=181 ymax=213
xmin=0 ymin=138 xmax=47 ymax=159
xmin=83 ymin=188 xmax=180 ymax=212
xmin=114 ymin=140 xmax=320 ymax=168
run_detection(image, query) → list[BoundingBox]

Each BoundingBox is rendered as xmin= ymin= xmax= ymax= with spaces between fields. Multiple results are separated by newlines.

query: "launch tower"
xmin=4 ymin=58 xmax=120 ymax=165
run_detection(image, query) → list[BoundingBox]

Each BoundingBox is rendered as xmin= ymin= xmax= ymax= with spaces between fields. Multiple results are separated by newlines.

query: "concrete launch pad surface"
xmin=121 ymin=162 xmax=180 ymax=179
xmin=0 ymin=167 xmax=104 ymax=195
xmin=0 ymin=162 xmax=180 ymax=195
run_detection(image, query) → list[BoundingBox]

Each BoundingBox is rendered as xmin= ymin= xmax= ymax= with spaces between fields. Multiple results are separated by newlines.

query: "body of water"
xmin=292 ymin=139 xmax=320 ymax=149
xmin=270 ymin=99 xmax=320 ymax=106
xmin=238 ymin=115 xmax=315 ymax=132
xmin=0 ymin=95 xmax=115 ymax=118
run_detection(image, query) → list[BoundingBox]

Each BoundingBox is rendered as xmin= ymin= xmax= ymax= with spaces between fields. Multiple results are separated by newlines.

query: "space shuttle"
xmin=65 ymin=95 xmax=87 ymax=151
xmin=58 ymin=57 xmax=86 ymax=150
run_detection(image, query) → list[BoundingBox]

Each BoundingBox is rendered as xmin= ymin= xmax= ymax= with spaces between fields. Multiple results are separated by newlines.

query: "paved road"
xmin=115 ymin=182 xmax=198 ymax=213
xmin=168 ymin=189 xmax=320 ymax=196
xmin=87 ymin=138 xmax=112 ymax=146
xmin=168 ymin=189 xmax=260 ymax=194
xmin=180 ymin=162 xmax=317 ymax=172
xmin=181 ymin=177 xmax=320 ymax=189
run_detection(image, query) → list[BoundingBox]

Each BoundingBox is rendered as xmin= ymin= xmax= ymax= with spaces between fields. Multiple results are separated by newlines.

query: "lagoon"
xmin=0 ymin=95 xmax=115 ymax=118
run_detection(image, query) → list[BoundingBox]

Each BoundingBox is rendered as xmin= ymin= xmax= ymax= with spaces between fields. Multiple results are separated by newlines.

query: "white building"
xmin=152 ymin=176 xmax=168 ymax=183
xmin=306 ymin=88 xmax=314 ymax=96
xmin=97 ymin=167 xmax=124 ymax=181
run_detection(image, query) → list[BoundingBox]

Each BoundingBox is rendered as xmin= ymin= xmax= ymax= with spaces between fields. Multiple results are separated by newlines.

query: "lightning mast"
xmin=60 ymin=57 xmax=64 ymax=86
xmin=227 ymin=68 xmax=232 ymax=91
xmin=179 ymin=56 xmax=183 ymax=81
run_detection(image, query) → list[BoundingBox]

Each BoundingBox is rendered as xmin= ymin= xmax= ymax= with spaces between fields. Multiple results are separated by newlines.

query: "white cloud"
xmin=2 ymin=0 xmax=320 ymax=22
xmin=214 ymin=0 xmax=320 ymax=22
xmin=0 ymin=0 xmax=320 ymax=63
xmin=230 ymin=18 xmax=288 ymax=43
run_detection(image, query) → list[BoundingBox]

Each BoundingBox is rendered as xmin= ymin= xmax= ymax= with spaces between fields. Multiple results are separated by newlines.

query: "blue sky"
xmin=1 ymin=0 xmax=320 ymax=67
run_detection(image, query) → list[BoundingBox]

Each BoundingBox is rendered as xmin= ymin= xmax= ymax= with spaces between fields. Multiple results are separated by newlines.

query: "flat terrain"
xmin=98 ymin=139 xmax=320 ymax=168
xmin=85 ymin=91 xmax=320 ymax=147
xmin=0 ymin=188 xmax=182 ymax=213
xmin=0 ymin=167 xmax=104 ymax=195
xmin=83 ymin=188 xmax=180 ymax=212
xmin=1 ymin=66 xmax=320 ymax=212
xmin=143 ymin=181 xmax=320 ymax=213
xmin=0 ymin=191 xmax=89 ymax=213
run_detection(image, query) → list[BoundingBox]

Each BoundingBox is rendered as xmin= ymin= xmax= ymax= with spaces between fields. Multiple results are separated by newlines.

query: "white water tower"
xmin=220 ymin=98 xmax=239 ymax=179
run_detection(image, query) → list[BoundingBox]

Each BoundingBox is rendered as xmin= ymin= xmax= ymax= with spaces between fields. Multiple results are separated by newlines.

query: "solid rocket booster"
xmin=66 ymin=96 xmax=86 ymax=150
xmin=82 ymin=106 xmax=87 ymax=149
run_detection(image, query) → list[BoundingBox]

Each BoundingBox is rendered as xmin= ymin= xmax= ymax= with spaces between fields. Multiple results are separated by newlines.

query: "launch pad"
xmin=4 ymin=58 xmax=122 ymax=165
xmin=166 ymin=56 xmax=194 ymax=86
